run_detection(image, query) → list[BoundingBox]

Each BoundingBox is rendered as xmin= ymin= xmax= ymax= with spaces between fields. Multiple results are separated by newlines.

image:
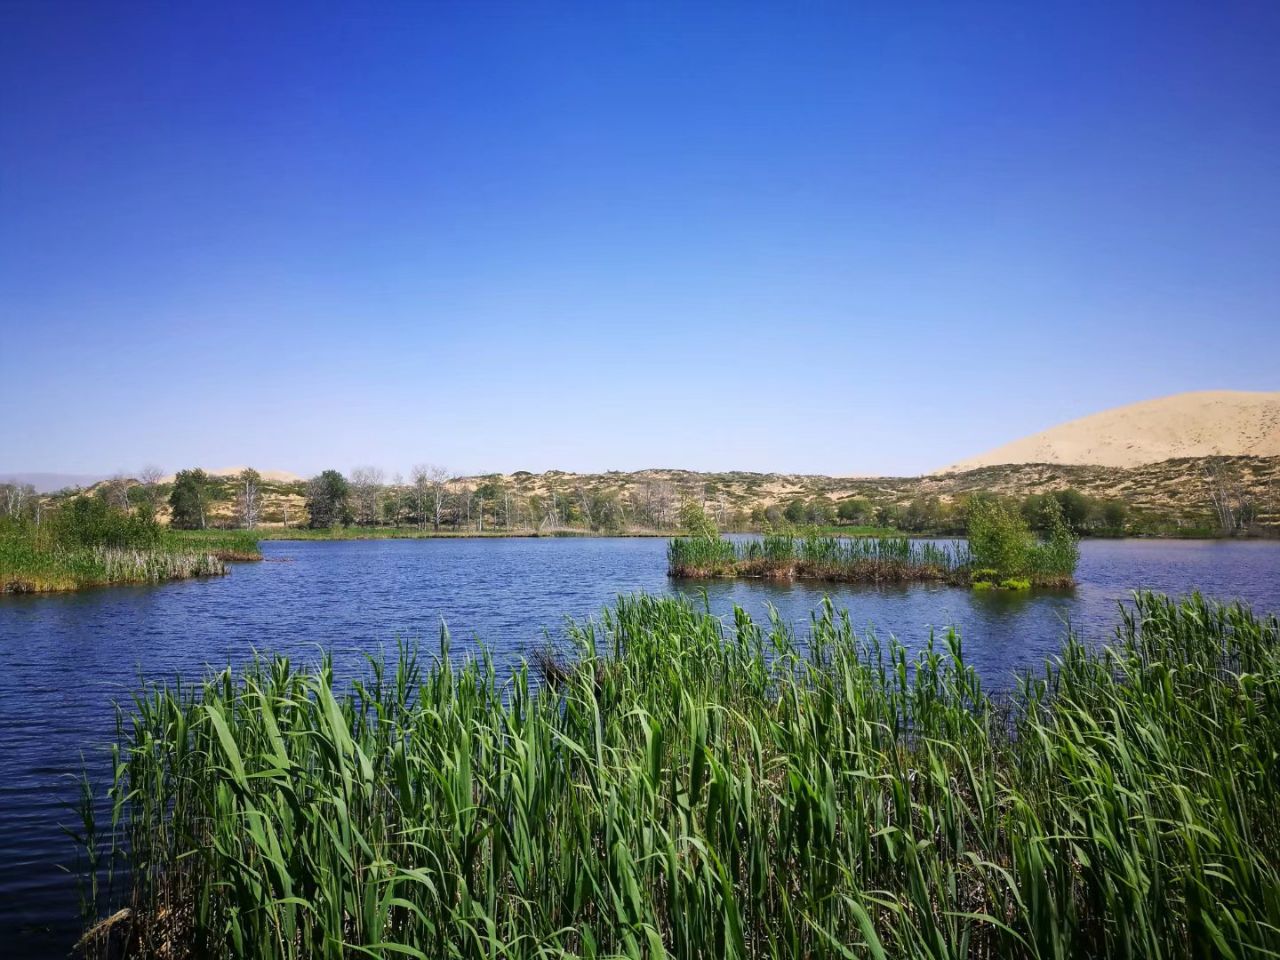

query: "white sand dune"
xmin=943 ymin=391 xmax=1280 ymax=471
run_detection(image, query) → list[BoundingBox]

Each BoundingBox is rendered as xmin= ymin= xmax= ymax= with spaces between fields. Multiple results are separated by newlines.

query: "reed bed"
xmin=0 ymin=534 xmax=240 ymax=593
xmin=162 ymin=530 xmax=264 ymax=562
xmin=669 ymin=533 xmax=972 ymax=584
xmin=79 ymin=591 xmax=1280 ymax=959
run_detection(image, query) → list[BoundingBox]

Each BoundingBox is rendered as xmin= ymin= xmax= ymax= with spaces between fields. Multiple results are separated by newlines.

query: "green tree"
xmin=783 ymin=499 xmax=808 ymax=525
xmin=169 ymin=469 xmax=210 ymax=530
xmin=966 ymin=497 xmax=1032 ymax=578
xmin=837 ymin=498 xmax=871 ymax=525
xmin=807 ymin=497 xmax=834 ymax=525
xmin=678 ymin=501 xmax=718 ymax=540
xmin=306 ymin=470 xmax=351 ymax=528
xmin=1053 ymin=489 xmax=1092 ymax=532
xmin=1099 ymin=499 xmax=1128 ymax=534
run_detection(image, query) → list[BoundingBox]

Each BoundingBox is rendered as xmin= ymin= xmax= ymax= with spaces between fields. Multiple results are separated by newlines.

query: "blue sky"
xmin=2 ymin=1 xmax=1277 ymax=477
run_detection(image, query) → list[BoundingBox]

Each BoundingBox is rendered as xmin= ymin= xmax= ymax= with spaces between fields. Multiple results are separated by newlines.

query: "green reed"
xmin=78 ymin=591 xmax=1280 ymax=959
xmin=0 ymin=534 xmax=232 ymax=592
xmin=162 ymin=529 xmax=263 ymax=561
xmin=668 ymin=533 xmax=971 ymax=584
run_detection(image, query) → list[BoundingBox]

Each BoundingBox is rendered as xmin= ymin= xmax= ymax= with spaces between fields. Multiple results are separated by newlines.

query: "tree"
xmin=236 ymin=468 xmax=263 ymax=529
xmin=901 ymin=496 xmax=941 ymax=533
xmin=385 ymin=472 xmax=405 ymax=526
xmin=679 ymin=500 xmax=718 ymax=540
xmin=424 ymin=465 xmax=453 ymax=532
xmin=1053 ymin=489 xmax=1091 ymax=532
xmin=1203 ymin=459 xmax=1255 ymax=534
xmin=103 ymin=473 xmax=132 ymax=512
xmin=306 ymin=470 xmax=351 ymax=528
xmin=783 ymin=499 xmax=808 ymax=525
xmin=349 ymin=466 xmax=385 ymax=526
xmin=2 ymin=482 xmax=35 ymax=520
xmin=807 ymin=497 xmax=834 ymax=525
xmin=837 ymin=498 xmax=871 ymax=525
xmin=169 ymin=469 xmax=210 ymax=529
xmin=139 ymin=464 xmax=165 ymax=510
xmin=410 ymin=464 xmax=431 ymax=529
xmin=1099 ymin=499 xmax=1128 ymax=534
xmin=966 ymin=497 xmax=1032 ymax=578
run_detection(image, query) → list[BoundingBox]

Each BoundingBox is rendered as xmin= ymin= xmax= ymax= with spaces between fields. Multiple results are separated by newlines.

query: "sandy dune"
xmin=943 ymin=391 xmax=1280 ymax=471
xmin=161 ymin=466 xmax=303 ymax=484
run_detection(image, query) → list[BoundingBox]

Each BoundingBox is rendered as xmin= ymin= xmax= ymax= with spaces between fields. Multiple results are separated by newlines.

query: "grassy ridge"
xmin=80 ymin=591 xmax=1280 ymax=958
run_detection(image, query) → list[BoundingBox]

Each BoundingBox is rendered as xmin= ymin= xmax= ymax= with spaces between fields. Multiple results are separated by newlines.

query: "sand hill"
xmin=159 ymin=467 xmax=303 ymax=484
xmin=943 ymin=391 xmax=1280 ymax=471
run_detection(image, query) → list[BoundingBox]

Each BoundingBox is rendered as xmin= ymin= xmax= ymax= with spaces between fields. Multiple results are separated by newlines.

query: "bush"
xmin=969 ymin=496 xmax=1078 ymax=585
xmin=966 ymin=497 xmax=1032 ymax=577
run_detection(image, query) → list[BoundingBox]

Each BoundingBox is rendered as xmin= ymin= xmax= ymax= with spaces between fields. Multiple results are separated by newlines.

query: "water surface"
xmin=2 ymin=536 xmax=1278 ymax=955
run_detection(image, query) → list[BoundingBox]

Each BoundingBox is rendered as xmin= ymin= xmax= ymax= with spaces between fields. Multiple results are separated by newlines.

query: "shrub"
xmin=966 ymin=497 xmax=1032 ymax=577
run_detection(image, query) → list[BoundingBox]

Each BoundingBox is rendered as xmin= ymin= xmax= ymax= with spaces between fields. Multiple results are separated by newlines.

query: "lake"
xmin=2 ymin=535 xmax=1279 ymax=955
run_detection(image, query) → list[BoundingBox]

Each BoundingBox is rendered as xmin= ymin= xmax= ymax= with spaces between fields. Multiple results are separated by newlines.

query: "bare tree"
xmin=236 ymin=468 xmax=263 ymax=529
xmin=423 ymin=465 xmax=453 ymax=532
xmin=410 ymin=464 xmax=430 ymax=529
xmin=105 ymin=473 xmax=132 ymax=512
xmin=1203 ymin=459 xmax=1243 ymax=534
xmin=350 ymin=466 xmax=386 ymax=526
xmin=139 ymin=464 xmax=164 ymax=509
xmin=2 ymin=482 xmax=35 ymax=519
xmin=388 ymin=472 xmax=405 ymax=526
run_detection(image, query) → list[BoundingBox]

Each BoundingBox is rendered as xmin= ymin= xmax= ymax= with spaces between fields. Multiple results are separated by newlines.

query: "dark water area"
xmin=2 ymin=536 xmax=1279 ymax=955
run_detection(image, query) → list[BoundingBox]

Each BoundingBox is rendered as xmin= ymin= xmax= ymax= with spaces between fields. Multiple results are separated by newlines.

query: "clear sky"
xmin=2 ymin=1 xmax=1277 ymax=478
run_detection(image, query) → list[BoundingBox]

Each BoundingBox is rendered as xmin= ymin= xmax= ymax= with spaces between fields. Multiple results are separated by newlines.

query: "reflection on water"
xmin=1 ymin=536 xmax=1278 ymax=955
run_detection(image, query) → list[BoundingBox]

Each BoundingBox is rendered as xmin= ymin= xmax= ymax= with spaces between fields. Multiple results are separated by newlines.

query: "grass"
xmin=670 ymin=502 xmax=1078 ymax=590
xmin=162 ymin=530 xmax=264 ymax=561
xmin=669 ymin=533 xmax=973 ymax=584
xmin=0 ymin=527 xmax=260 ymax=593
xmin=1 ymin=537 xmax=223 ymax=592
xmin=76 ymin=590 xmax=1280 ymax=959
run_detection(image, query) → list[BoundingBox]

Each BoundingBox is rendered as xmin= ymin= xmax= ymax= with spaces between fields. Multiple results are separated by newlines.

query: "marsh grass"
xmin=0 ymin=524 xmax=257 ymax=593
xmin=78 ymin=591 xmax=1280 ymax=959
xmin=670 ymin=502 xmax=1078 ymax=589
xmin=162 ymin=530 xmax=264 ymax=562
xmin=669 ymin=533 xmax=971 ymax=584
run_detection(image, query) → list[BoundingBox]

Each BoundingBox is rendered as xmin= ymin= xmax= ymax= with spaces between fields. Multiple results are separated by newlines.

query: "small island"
xmin=668 ymin=497 xmax=1080 ymax=589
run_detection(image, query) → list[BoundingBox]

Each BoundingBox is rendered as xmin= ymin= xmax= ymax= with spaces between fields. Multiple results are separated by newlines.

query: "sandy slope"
xmin=943 ymin=391 xmax=1280 ymax=471
xmin=160 ymin=466 xmax=303 ymax=484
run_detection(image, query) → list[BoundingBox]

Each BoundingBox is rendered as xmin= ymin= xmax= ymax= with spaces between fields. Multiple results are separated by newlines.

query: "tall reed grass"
xmin=669 ymin=533 xmax=971 ymax=584
xmin=79 ymin=591 xmax=1280 ymax=958
xmin=162 ymin=530 xmax=263 ymax=562
xmin=0 ymin=524 xmax=252 ymax=592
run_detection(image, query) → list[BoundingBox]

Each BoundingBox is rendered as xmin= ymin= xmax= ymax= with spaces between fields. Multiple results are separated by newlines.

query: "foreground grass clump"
xmin=80 ymin=591 xmax=1280 ymax=959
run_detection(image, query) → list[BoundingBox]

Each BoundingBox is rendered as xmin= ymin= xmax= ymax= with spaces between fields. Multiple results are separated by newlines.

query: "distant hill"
xmin=944 ymin=391 xmax=1280 ymax=471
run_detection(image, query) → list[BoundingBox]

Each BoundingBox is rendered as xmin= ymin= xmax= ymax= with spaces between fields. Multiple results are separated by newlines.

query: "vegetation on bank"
xmin=9 ymin=455 xmax=1277 ymax=542
xmin=77 ymin=590 xmax=1280 ymax=959
xmin=253 ymin=526 xmax=673 ymax=541
xmin=670 ymin=498 xmax=1079 ymax=589
xmin=0 ymin=498 xmax=259 ymax=594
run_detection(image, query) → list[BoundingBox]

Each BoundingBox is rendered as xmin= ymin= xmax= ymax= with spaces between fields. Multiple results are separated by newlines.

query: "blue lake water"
xmin=2 ymin=536 xmax=1279 ymax=955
